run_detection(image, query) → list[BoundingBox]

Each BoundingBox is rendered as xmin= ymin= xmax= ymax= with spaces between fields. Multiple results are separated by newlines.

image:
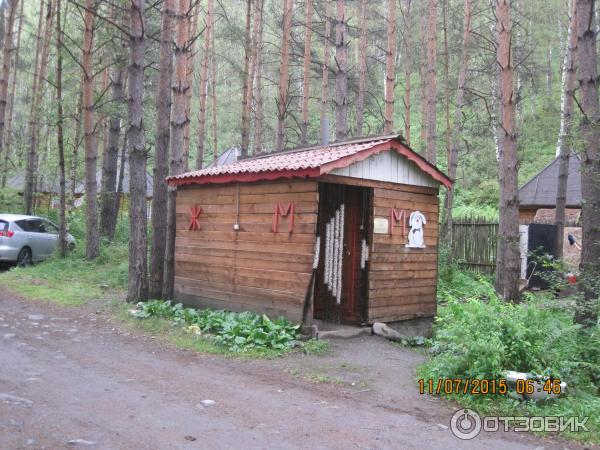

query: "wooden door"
xmin=314 ymin=183 xmax=370 ymax=324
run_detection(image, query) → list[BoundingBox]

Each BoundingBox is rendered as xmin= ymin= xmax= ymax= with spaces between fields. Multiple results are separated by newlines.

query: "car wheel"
xmin=17 ymin=247 xmax=32 ymax=267
xmin=68 ymin=242 xmax=75 ymax=252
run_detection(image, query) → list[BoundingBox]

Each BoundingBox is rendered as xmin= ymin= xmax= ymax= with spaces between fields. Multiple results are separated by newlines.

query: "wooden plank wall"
xmin=368 ymin=184 xmax=440 ymax=323
xmin=174 ymin=179 xmax=318 ymax=321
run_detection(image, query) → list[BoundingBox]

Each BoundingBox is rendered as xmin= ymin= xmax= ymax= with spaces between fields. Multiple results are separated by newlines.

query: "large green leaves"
xmin=132 ymin=300 xmax=299 ymax=352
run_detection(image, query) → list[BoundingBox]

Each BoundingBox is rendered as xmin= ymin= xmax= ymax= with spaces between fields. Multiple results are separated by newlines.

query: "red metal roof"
xmin=167 ymin=135 xmax=452 ymax=188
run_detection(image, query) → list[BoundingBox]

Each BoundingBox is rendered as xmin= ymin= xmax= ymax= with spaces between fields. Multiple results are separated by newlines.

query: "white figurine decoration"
xmin=406 ymin=211 xmax=426 ymax=248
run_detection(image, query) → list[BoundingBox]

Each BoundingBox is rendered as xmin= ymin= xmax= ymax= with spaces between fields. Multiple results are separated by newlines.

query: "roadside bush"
xmin=420 ymin=290 xmax=600 ymax=443
xmin=132 ymin=300 xmax=300 ymax=352
xmin=422 ymin=297 xmax=594 ymax=383
xmin=437 ymin=245 xmax=497 ymax=303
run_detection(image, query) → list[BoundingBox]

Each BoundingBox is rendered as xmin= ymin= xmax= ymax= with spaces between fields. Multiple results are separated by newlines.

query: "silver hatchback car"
xmin=0 ymin=214 xmax=76 ymax=266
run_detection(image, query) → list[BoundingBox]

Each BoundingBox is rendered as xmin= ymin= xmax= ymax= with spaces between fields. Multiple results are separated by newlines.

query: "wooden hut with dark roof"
xmin=167 ymin=135 xmax=452 ymax=325
xmin=518 ymin=154 xmax=582 ymax=225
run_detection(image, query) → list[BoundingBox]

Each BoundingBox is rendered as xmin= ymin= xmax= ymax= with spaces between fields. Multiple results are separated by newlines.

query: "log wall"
xmin=174 ymin=179 xmax=318 ymax=321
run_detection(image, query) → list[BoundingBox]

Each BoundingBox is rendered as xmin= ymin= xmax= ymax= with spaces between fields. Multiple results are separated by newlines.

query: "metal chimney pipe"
xmin=320 ymin=116 xmax=330 ymax=146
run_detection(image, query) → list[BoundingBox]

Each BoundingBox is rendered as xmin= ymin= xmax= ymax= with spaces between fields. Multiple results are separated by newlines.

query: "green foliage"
xmin=422 ymin=271 xmax=600 ymax=443
xmin=437 ymin=245 xmax=497 ymax=303
xmin=0 ymin=188 xmax=25 ymax=213
xmin=452 ymin=184 xmax=500 ymax=218
xmin=422 ymin=297 xmax=591 ymax=380
xmin=131 ymin=300 xmax=300 ymax=353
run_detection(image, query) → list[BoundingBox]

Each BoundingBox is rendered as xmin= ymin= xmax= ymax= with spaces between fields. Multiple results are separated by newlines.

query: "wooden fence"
xmin=451 ymin=218 xmax=498 ymax=275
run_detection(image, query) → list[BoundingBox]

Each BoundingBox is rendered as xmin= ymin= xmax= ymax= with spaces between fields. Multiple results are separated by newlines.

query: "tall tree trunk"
xmin=183 ymin=1 xmax=198 ymax=170
xmin=546 ymin=45 xmax=553 ymax=94
xmin=401 ymin=0 xmax=412 ymax=144
xmin=245 ymin=0 xmax=261 ymax=155
xmin=355 ymin=0 xmax=368 ymax=136
xmin=1 ymin=0 xmax=23 ymax=188
xmin=24 ymin=0 xmax=50 ymax=214
xmin=70 ymin=91 xmax=82 ymax=203
xmin=425 ymin=0 xmax=437 ymax=164
xmin=99 ymin=6 xmax=127 ymax=242
xmin=0 ymin=0 xmax=18 ymax=187
xmin=150 ymin=0 xmax=175 ymax=299
xmin=445 ymin=0 xmax=472 ymax=240
xmin=383 ymin=0 xmax=396 ymax=134
xmin=418 ymin=3 xmax=427 ymax=151
xmin=320 ymin=0 xmax=332 ymax=143
xmin=555 ymin=0 xmax=578 ymax=259
xmin=184 ymin=1 xmax=200 ymax=170
xmin=82 ymin=0 xmax=99 ymax=259
xmin=442 ymin=0 xmax=450 ymax=168
xmin=114 ymin=133 xmax=127 ymax=220
xmin=163 ymin=0 xmax=191 ymax=300
xmin=240 ymin=0 xmax=253 ymax=156
xmin=127 ymin=0 xmax=149 ymax=302
xmin=210 ymin=55 xmax=218 ymax=160
xmin=99 ymin=65 xmax=125 ymax=241
xmin=495 ymin=0 xmax=520 ymax=303
xmin=300 ymin=0 xmax=314 ymax=144
xmin=196 ymin=0 xmax=213 ymax=168
xmin=55 ymin=0 xmax=66 ymax=257
xmin=574 ymin=0 xmax=600 ymax=326
xmin=334 ymin=0 xmax=347 ymax=140
xmin=276 ymin=0 xmax=293 ymax=151
xmin=253 ymin=0 xmax=264 ymax=153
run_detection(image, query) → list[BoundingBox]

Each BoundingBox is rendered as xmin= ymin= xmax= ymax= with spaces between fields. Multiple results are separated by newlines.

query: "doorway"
xmin=314 ymin=183 xmax=371 ymax=324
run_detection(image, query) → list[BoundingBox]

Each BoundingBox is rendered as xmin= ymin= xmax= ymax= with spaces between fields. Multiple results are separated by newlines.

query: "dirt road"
xmin=0 ymin=290 xmax=586 ymax=449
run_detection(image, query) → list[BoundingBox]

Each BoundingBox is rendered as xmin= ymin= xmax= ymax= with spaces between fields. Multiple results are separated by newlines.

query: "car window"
xmin=14 ymin=219 xmax=28 ymax=231
xmin=0 ymin=220 xmax=7 ymax=231
xmin=27 ymin=219 xmax=47 ymax=233
xmin=44 ymin=220 xmax=59 ymax=235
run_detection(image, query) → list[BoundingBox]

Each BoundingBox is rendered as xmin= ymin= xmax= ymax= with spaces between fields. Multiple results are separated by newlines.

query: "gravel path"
xmin=0 ymin=288 xmax=588 ymax=449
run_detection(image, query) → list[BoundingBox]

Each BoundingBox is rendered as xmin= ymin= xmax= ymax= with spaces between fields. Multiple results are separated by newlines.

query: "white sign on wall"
xmin=406 ymin=211 xmax=426 ymax=248
xmin=373 ymin=217 xmax=389 ymax=234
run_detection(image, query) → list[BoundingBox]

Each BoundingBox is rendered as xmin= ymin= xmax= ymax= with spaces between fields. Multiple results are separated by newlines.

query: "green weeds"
xmin=424 ymin=269 xmax=600 ymax=444
xmin=130 ymin=300 xmax=301 ymax=354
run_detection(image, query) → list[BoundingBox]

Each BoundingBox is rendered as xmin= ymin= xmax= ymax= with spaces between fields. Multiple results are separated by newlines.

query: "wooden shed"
xmin=518 ymin=154 xmax=581 ymax=225
xmin=167 ymin=135 xmax=452 ymax=325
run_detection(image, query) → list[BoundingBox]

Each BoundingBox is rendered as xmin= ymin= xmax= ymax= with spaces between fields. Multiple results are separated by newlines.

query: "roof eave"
xmin=167 ymin=167 xmax=322 ymax=186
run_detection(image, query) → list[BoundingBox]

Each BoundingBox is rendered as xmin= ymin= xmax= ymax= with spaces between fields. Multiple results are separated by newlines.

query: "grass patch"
xmin=0 ymin=243 xmax=128 ymax=305
xmin=305 ymin=372 xmax=345 ymax=385
xmin=302 ymin=339 xmax=330 ymax=355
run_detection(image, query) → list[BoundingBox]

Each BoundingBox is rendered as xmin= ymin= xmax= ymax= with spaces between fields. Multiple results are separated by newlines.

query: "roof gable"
xmin=167 ymin=135 xmax=452 ymax=188
xmin=330 ymin=150 xmax=439 ymax=188
xmin=204 ymin=146 xmax=241 ymax=168
xmin=518 ymin=154 xmax=581 ymax=207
